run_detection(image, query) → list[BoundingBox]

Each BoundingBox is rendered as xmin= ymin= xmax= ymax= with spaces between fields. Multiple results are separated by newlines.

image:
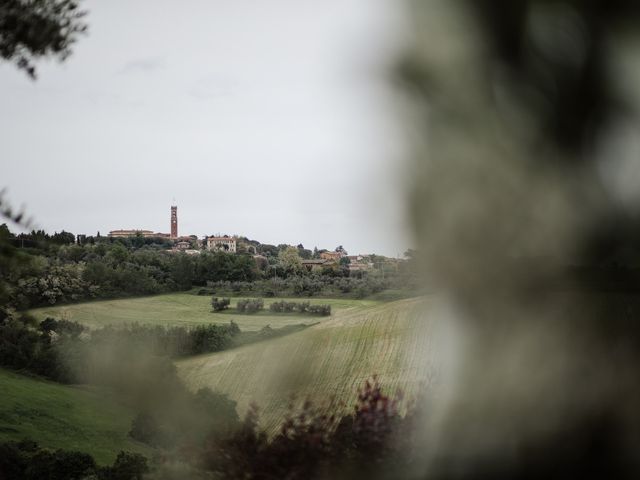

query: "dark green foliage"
xmin=211 ymin=296 xmax=230 ymax=311
xmin=98 ymin=451 xmax=148 ymax=480
xmin=196 ymin=251 xmax=257 ymax=283
xmin=39 ymin=317 xmax=85 ymax=337
xmin=0 ymin=314 xmax=307 ymax=384
xmin=297 ymin=244 xmax=313 ymax=259
xmin=0 ymin=440 xmax=147 ymax=480
xmin=38 ymin=317 xmax=58 ymax=333
xmin=269 ymin=300 xmax=331 ymax=316
xmin=291 ymin=275 xmax=324 ymax=296
xmin=236 ymin=298 xmax=264 ymax=314
xmin=0 ymin=0 xmax=88 ymax=78
xmin=0 ymin=440 xmax=35 ymax=480
xmin=0 ymin=319 xmax=240 ymax=383
xmin=269 ymin=300 xmax=300 ymax=313
xmin=88 ymin=321 xmax=241 ymax=359
xmin=208 ymin=275 xmax=396 ymax=299
xmin=28 ymin=448 xmax=96 ymax=479
xmin=170 ymin=254 xmax=195 ymax=290
xmin=0 ymin=315 xmax=73 ymax=382
xmin=189 ymin=323 xmax=237 ymax=354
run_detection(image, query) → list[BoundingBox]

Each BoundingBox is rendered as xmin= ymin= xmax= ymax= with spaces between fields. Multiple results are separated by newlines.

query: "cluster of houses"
xmin=301 ymin=252 xmax=373 ymax=273
xmin=173 ymin=237 xmax=374 ymax=273
xmin=171 ymin=235 xmax=237 ymax=255
xmin=107 ymin=205 xmax=374 ymax=272
xmin=108 ymin=206 xmax=242 ymax=256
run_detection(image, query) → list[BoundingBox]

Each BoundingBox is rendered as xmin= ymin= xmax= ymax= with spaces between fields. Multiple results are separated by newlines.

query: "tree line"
xmin=202 ymin=275 xmax=399 ymax=299
xmin=0 ymin=313 xmax=311 ymax=384
xmin=1 ymin=224 xmax=417 ymax=314
xmin=0 ymin=441 xmax=148 ymax=480
xmin=0 ymin=313 xmax=271 ymax=462
xmin=269 ymin=300 xmax=332 ymax=316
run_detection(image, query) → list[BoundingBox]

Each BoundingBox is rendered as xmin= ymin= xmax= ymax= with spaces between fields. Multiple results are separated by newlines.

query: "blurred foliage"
xmin=0 ymin=439 xmax=148 ymax=480
xmin=398 ymin=1 xmax=640 ymax=478
xmin=199 ymin=379 xmax=419 ymax=480
xmin=0 ymin=0 xmax=87 ymax=78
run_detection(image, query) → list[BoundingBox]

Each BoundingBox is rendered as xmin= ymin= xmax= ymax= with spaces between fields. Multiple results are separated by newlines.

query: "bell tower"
xmin=170 ymin=205 xmax=178 ymax=238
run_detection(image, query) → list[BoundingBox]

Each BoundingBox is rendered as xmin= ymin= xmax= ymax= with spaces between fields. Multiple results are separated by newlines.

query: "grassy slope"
xmin=176 ymin=297 xmax=437 ymax=432
xmin=0 ymin=368 xmax=152 ymax=465
xmin=29 ymin=293 xmax=381 ymax=331
xmin=24 ymin=294 xmax=434 ymax=439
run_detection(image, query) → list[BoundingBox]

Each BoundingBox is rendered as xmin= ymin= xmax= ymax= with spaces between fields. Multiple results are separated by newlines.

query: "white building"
xmin=207 ymin=236 xmax=237 ymax=253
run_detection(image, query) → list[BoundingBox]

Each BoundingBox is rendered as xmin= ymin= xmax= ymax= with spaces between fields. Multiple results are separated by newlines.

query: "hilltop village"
xmin=105 ymin=205 xmax=388 ymax=275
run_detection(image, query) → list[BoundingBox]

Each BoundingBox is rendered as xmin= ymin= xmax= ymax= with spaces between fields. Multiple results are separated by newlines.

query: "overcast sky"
xmin=0 ymin=0 xmax=411 ymax=256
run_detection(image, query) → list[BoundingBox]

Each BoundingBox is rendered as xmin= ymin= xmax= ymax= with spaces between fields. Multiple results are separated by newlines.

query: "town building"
xmin=171 ymin=205 xmax=178 ymax=238
xmin=109 ymin=205 xmax=179 ymax=240
xmin=207 ymin=235 xmax=237 ymax=253
xmin=301 ymin=259 xmax=329 ymax=272
xmin=174 ymin=240 xmax=191 ymax=250
xmin=320 ymin=251 xmax=344 ymax=261
xmin=348 ymin=262 xmax=371 ymax=272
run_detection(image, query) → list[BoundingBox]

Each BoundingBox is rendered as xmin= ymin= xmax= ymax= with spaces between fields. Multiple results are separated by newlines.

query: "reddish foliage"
xmin=200 ymin=379 xmax=418 ymax=480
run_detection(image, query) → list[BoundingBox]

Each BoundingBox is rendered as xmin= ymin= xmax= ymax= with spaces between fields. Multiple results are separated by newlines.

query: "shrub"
xmin=236 ymin=298 xmax=264 ymax=314
xmin=211 ymin=297 xmax=231 ymax=312
xmin=298 ymin=301 xmax=310 ymax=313
xmin=99 ymin=451 xmax=149 ymax=480
xmin=269 ymin=301 xmax=330 ymax=316
xmin=269 ymin=301 xmax=296 ymax=313
xmin=354 ymin=286 xmax=371 ymax=299
xmin=39 ymin=318 xmax=86 ymax=337
xmin=0 ymin=440 xmax=148 ymax=480
xmin=308 ymin=304 xmax=331 ymax=316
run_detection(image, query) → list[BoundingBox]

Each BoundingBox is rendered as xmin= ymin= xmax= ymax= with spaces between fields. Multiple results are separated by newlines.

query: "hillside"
xmin=29 ymin=293 xmax=380 ymax=331
xmin=0 ymin=368 xmax=152 ymax=465
xmin=24 ymin=294 xmax=438 ymax=436
xmin=176 ymin=297 xmax=437 ymax=432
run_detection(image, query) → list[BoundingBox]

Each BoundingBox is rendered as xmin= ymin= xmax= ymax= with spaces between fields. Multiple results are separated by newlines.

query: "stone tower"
xmin=170 ymin=205 xmax=178 ymax=238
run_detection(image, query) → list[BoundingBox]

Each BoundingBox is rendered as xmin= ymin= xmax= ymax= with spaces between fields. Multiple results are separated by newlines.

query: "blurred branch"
xmin=0 ymin=0 xmax=88 ymax=79
xmin=0 ymin=189 xmax=34 ymax=229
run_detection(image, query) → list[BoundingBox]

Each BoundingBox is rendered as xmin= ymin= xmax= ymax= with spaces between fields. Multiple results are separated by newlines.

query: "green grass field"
xmin=29 ymin=293 xmax=381 ymax=331
xmin=176 ymin=297 xmax=437 ymax=432
xmin=0 ymin=368 xmax=153 ymax=465
xmin=22 ymin=292 xmax=436 ymax=444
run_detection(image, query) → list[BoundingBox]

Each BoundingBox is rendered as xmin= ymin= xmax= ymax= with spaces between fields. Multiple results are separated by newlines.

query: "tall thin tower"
xmin=170 ymin=205 xmax=178 ymax=238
